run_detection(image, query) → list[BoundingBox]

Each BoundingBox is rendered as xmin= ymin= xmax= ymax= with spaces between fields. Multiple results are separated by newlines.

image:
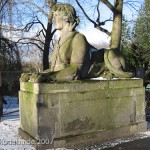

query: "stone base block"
xmin=19 ymin=79 xmax=147 ymax=149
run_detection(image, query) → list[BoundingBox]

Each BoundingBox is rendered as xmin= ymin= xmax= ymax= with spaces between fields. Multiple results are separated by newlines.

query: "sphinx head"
xmin=52 ymin=3 xmax=80 ymax=31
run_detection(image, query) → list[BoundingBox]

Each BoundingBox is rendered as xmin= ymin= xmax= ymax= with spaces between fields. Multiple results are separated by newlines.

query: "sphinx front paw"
xmin=29 ymin=73 xmax=48 ymax=83
xmin=20 ymin=73 xmax=32 ymax=82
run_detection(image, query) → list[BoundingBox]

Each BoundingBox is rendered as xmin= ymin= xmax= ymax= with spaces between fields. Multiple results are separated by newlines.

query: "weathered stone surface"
xmin=20 ymin=79 xmax=143 ymax=93
xmin=108 ymin=79 xmax=143 ymax=89
xmin=19 ymin=79 xmax=146 ymax=149
xmin=20 ymin=80 xmax=109 ymax=94
xmin=19 ymin=92 xmax=39 ymax=138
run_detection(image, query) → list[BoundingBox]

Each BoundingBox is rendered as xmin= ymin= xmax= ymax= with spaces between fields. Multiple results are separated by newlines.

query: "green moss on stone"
xmin=24 ymin=82 xmax=33 ymax=93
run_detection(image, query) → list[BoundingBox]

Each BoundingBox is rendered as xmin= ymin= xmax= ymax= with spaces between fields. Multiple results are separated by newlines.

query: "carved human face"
xmin=53 ymin=11 xmax=67 ymax=30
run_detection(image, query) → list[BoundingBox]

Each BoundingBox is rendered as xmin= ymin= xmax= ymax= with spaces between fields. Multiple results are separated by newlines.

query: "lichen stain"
xmin=65 ymin=117 xmax=95 ymax=132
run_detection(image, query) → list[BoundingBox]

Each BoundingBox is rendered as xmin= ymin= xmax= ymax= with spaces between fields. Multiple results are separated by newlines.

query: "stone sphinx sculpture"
xmin=20 ymin=3 xmax=132 ymax=82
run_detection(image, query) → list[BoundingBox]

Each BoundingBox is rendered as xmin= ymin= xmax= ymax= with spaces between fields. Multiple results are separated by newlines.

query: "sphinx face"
xmin=53 ymin=11 xmax=67 ymax=30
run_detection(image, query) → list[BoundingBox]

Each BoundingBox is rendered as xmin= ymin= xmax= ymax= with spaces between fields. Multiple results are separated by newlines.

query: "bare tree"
xmin=0 ymin=0 xmax=22 ymax=71
xmin=13 ymin=0 xmax=57 ymax=70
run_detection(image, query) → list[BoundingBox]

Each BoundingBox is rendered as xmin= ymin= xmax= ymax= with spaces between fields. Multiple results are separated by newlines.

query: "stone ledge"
xmin=20 ymin=78 xmax=143 ymax=94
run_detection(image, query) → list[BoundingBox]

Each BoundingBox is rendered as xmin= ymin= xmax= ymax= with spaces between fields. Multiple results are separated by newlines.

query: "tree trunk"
xmin=110 ymin=0 xmax=123 ymax=49
xmin=43 ymin=0 xmax=56 ymax=70
xmin=43 ymin=22 xmax=53 ymax=70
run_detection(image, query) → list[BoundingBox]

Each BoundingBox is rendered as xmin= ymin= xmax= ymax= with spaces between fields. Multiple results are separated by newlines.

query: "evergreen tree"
xmin=121 ymin=0 xmax=150 ymax=71
xmin=133 ymin=0 xmax=150 ymax=69
xmin=121 ymin=16 xmax=135 ymax=70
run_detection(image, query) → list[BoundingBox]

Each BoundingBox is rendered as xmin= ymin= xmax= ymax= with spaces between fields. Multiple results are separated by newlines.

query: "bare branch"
xmin=0 ymin=0 xmax=8 ymax=12
xmin=100 ymin=0 xmax=118 ymax=13
xmin=124 ymin=0 xmax=142 ymax=7
xmin=96 ymin=0 xmax=101 ymax=24
xmin=51 ymin=29 xmax=56 ymax=38
xmin=99 ymin=17 xmax=113 ymax=26
xmin=40 ymin=29 xmax=46 ymax=38
xmin=18 ymin=38 xmax=44 ymax=45
xmin=23 ymin=22 xmax=36 ymax=32
xmin=75 ymin=0 xmax=111 ymax=36
xmin=17 ymin=38 xmax=44 ymax=51
xmin=124 ymin=1 xmax=141 ymax=12
xmin=95 ymin=25 xmax=111 ymax=36
xmin=21 ymin=17 xmax=46 ymax=33
xmin=17 ymin=1 xmax=48 ymax=17
xmin=75 ymin=0 xmax=96 ymax=26
xmin=36 ymin=16 xmax=47 ymax=32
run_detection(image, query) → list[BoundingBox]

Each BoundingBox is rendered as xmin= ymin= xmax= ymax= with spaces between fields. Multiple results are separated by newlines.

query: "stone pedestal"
xmin=19 ymin=79 xmax=146 ymax=149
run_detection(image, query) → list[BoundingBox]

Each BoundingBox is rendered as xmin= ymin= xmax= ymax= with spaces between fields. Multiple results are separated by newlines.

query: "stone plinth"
xmin=19 ymin=79 xmax=146 ymax=149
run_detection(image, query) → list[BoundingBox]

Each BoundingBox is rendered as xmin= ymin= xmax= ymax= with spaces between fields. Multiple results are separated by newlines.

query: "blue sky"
xmin=56 ymin=0 xmax=144 ymax=44
xmin=58 ymin=0 xmax=144 ymax=30
xmin=2 ymin=0 xmax=144 ymax=48
xmin=56 ymin=0 xmax=144 ymax=48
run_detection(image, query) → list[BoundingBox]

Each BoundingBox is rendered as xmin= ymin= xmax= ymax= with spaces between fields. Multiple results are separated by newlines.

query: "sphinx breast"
xmin=50 ymin=43 xmax=71 ymax=72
